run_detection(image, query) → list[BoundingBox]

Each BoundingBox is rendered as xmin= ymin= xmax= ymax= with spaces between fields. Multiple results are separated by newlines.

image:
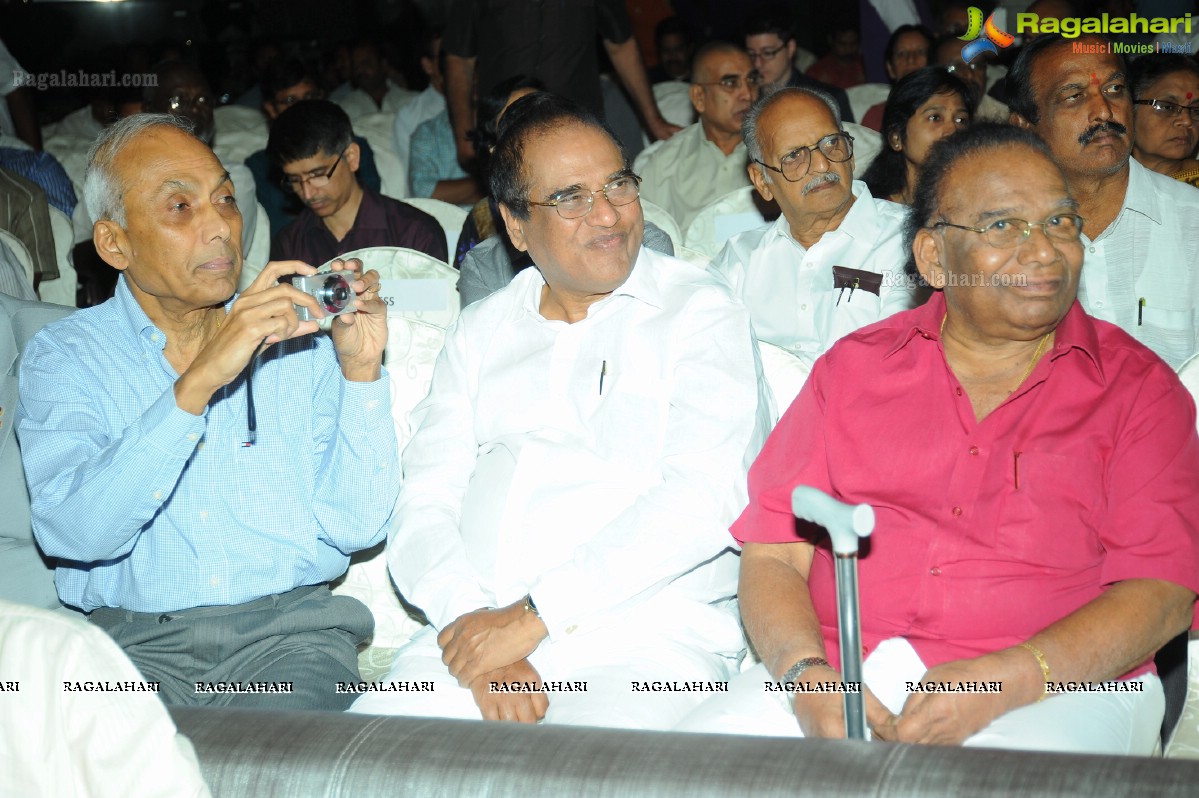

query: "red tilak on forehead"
xmin=1090 ymin=73 xmax=1099 ymax=84
xmin=1187 ymin=92 xmax=1195 ymax=101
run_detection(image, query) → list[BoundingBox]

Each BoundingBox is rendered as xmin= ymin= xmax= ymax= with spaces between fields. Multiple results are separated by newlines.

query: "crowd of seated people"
xmin=2 ymin=5 xmax=1199 ymax=784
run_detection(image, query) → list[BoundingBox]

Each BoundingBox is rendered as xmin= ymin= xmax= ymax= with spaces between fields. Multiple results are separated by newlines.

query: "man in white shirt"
xmin=1010 ymin=33 xmax=1199 ymax=369
xmin=355 ymin=93 xmax=769 ymax=729
xmin=634 ymin=43 xmax=760 ymax=231
xmin=710 ymin=87 xmax=916 ymax=369
xmin=335 ymin=40 xmax=414 ymax=121
xmin=392 ymin=30 xmax=448 ymax=198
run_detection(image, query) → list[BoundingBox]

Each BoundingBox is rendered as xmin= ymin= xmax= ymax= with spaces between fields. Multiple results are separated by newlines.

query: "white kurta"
xmin=364 ymin=248 xmax=771 ymax=727
xmin=708 ymin=181 xmax=916 ymax=369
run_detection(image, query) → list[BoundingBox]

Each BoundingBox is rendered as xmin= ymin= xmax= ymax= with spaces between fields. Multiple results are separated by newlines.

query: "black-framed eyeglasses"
xmin=273 ymin=89 xmax=325 ymax=108
xmin=747 ymin=44 xmax=786 ymax=62
xmin=754 ymin=132 xmax=854 ymax=182
xmin=280 ymin=151 xmax=345 ymax=192
xmin=1134 ymin=98 xmax=1199 ymax=121
xmin=694 ymin=72 xmax=764 ymax=92
xmin=528 ymin=173 xmax=642 ymax=219
xmin=931 ymin=213 xmax=1085 ymax=248
xmin=168 ymin=93 xmax=212 ymax=112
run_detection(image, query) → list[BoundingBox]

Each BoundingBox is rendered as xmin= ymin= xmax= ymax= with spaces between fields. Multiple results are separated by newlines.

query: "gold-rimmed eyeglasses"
xmin=754 ymin=132 xmax=854 ymax=182
xmin=931 ymin=213 xmax=1085 ymax=248
xmin=1134 ymin=98 xmax=1199 ymax=121
xmin=528 ymin=173 xmax=642 ymax=220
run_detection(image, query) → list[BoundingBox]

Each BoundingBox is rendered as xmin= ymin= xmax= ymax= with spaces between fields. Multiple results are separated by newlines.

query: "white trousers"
xmin=351 ymin=622 xmax=736 ymax=730
xmin=675 ymin=638 xmax=1164 ymax=755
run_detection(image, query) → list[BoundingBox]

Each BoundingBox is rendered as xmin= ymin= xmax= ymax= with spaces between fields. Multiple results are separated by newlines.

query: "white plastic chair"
xmin=653 ymin=81 xmax=696 ymax=128
xmin=1178 ymin=354 xmax=1199 ymax=433
xmin=355 ymin=111 xmax=407 ymax=200
xmin=683 ymin=186 xmax=771 ymax=259
xmin=640 ymin=197 xmax=684 ymax=253
xmin=331 ymin=245 xmax=461 ymax=330
xmin=403 ymin=197 xmax=468 ymax=262
xmin=844 ymin=122 xmax=883 ymax=178
xmin=237 ymin=201 xmax=271 ymax=293
xmin=40 ymin=207 xmax=78 ymax=307
xmin=758 ymin=340 xmax=811 ymax=426
xmin=845 ymin=83 xmax=891 ymax=126
xmin=331 ymin=314 xmax=447 ymax=651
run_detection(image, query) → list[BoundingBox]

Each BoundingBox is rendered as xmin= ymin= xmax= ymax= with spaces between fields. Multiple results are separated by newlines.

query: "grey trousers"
xmin=91 ymin=584 xmax=374 ymax=711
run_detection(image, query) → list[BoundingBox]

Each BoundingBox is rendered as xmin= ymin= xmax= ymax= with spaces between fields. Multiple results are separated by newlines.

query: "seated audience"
xmin=353 ymin=93 xmax=769 ymax=728
xmin=409 ymin=109 xmax=481 ymax=204
xmin=1009 ymin=33 xmax=1199 ymax=369
xmin=862 ymin=68 xmax=972 ymax=204
xmin=678 ymin=123 xmax=1198 ymax=756
xmin=635 ymin=43 xmax=760 ymax=231
xmin=1129 ymin=54 xmax=1199 ymax=188
xmin=860 ymin=25 xmax=936 ymax=132
xmin=392 ymin=29 xmax=449 ymax=197
xmin=932 ymin=35 xmax=1009 ymax=122
xmin=17 ymin=113 xmax=398 ymax=710
xmin=744 ymin=10 xmax=854 ymax=123
xmin=0 ymin=599 xmax=212 ymax=797
xmin=335 ymin=40 xmax=414 ymax=120
xmin=709 ymin=87 xmax=916 ymax=368
xmin=269 ymin=100 xmax=445 ymax=264
xmin=649 ymin=16 xmax=694 ymax=83
xmin=805 ymin=23 xmax=866 ymax=90
xmin=246 ymin=59 xmax=384 ymax=241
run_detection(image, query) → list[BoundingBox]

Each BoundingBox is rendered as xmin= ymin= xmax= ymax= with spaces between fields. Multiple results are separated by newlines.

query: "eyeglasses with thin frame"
xmin=754 ymin=132 xmax=855 ymax=182
xmin=273 ymin=89 xmax=325 ymax=108
xmin=945 ymin=62 xmax=981 ymax=74
xmin=168 ymin=93 xmax=212 ymax=112
xmin=281 ymin=151 xmax=345 ymax=192
xmin=931 ymin=213 xmax=1085 ymax=248
xmin=747 ymin=44 xmax=786 ymax=63
xmin=694 ymin=72 xmax=764 ymax=92
xmin=1134 ymin=98 xmax=1199 ymax=121
xmin=528 ymin=172 xmax=642 ymax=220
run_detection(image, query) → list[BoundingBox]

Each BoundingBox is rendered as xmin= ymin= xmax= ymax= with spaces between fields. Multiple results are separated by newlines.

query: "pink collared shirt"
xmin=734 ymin=293 xmax=1199 ymax=677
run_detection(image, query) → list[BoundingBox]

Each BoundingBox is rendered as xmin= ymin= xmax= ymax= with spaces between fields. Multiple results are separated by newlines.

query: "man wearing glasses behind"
xmin=634 ymin=42 xmax=761 ymax=231
xmin=268 ymin=100 xmax=446 ymax=266
xmin=354 ymin=92 xmax=770 ymax=729
xmin=709 ymin=87 xmax=916 ymax=371
xmin=743 ymin=9 xmax=855 ymax=124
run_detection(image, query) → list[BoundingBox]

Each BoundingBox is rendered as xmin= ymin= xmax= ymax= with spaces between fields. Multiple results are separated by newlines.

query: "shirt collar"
xmin=1105 ymin=158 xmax=1162 ymax=232
xmin=516 ymin=245 xmax=662 ymax=321
xmin=769 ymin=180 xmax=884 ymax=246
xmin=113 ymin=274 xmax=239 ymax=352
xmin=884 ymin=291 xmax=1105 ymax=383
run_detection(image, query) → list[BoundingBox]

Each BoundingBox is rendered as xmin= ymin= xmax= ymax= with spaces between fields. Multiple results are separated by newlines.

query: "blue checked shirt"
xmin=16 ymin=277 xmax=399 ymax=613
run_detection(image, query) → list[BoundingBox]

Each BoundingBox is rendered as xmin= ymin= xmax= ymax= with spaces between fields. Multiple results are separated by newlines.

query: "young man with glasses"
xmin=354 ymin=92 xmax=770 ymax=729
xmin=743 ymin=10 xmax=855 ymax=123
xmin=267 ymin=100 xmax=446 ymax=266
xmin=709 ymin=87 xmax=916 ymax=370
xmin=634 ymin=42 xmax=761 ymax=230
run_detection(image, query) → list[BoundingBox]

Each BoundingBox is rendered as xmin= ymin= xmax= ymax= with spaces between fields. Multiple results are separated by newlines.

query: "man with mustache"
xmin=709 ymin=87 xmax=917 ymax=371
xmin=634 ymin=42 xmax=760 ymax=231
xmin=1010 ymin=33 xmax=1199 ymax=369
xmin=354 ymin=93 xmax=770 ymax=728
xmin=16 ymin=113 xmax=399 ymax=710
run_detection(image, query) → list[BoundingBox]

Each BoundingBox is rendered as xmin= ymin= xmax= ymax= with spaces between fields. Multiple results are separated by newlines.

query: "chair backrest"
xmin=757 ymin=341 xmax=810 ymax=425
xmin=355 ymin=111 xmax=407 ymax=200
xmin=1178 ymin=354 xmax=1199 ymax=433
xmin=403 ymin=197 xmax=468 ymax=261
xmin=330 ymin=313 xmax=446 ymax=649
xmin=332 ymin=245 xmax=461 ymax=330
xmin=844 ymin=122 xmax=882 ymax=178
xmin=640 ymin=197 xmax=684 ymax=253
xmin=40 ymin=207 xmax=78 ymax=307
xmin=237 ymin=201 xmax=271 ymax=293
xmin=683 ymin=186 xmax=770 ymax=258
xmin=652 ymin=81 xmax=696 ymax=128
xmin=845 ymin=83 xmax=891 ymax=125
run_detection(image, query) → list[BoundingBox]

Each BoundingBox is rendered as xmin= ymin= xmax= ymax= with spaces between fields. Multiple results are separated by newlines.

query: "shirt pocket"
xmin=1137 ymin=305 xmax=1194 ymax=365
xmin=996 ymin=451 xmax=1106 ymax=570
xmin=591 ymin=365 xmax=669 ymax=469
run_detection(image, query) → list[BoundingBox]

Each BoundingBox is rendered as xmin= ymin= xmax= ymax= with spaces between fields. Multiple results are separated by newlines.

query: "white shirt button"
xmin=210 ymin=576 xmax=219 ymax=587
xmin=153 ymin=490 xmax=163 ymax=500
xmin=186 ymin=432 xmax=198 ymax=442
xmin=1094 ymin=301 xmax=1105 ymax=308
xmin=199 ymin=510 xmax=208 ymax=520
xmin=366 ymin=399 xmax=380 ymax=410
xmin=565 ymin=624 xmax=579 ymax=635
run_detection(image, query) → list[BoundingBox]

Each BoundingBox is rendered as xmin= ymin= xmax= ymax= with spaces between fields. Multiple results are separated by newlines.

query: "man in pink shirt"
xmin=677 ymin=123 xmax=1199 ymax=754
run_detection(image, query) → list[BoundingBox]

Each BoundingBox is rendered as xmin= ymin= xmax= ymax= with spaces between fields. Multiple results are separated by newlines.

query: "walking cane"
xmin=791 ymin=486 xmax=875 ymax=740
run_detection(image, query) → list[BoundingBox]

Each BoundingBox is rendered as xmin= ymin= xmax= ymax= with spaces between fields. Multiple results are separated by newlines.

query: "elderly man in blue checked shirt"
xmin=16 ymin=113 xmax=398 ymax=710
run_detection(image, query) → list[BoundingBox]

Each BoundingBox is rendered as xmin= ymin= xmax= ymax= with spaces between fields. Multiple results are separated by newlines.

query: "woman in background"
xmin=1130 ymin=54 xmax=1199 ymax=188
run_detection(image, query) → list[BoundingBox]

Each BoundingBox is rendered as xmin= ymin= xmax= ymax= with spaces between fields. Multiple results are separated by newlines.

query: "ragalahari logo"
xmin=959 ymin=7 xmax=1015 ymax=63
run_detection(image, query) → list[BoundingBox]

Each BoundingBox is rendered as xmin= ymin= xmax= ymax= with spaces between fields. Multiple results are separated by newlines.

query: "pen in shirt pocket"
xmin=599 ymin=360 xmax=607 ymax=395
xmin=1138 ymin=297 xmax=1145 ymax=326
xmin=1013 ymin=451 xmax=1022 ymax=490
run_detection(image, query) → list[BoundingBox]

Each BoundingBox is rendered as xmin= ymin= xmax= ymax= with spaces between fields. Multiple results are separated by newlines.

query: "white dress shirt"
xmin=0 ymin=600 xmax=211 ymax=797
xmin=708 ymin=181 xmax=916 ymax=368
xmin=387 ymin=247 xmax=770 ymax=643
xmin=634 ymin=122 xmax=751 ymax=232
xmin=392 ymin=85 xmax=446 ymax=196
xmin=336 ymin=81 xmax=416 ymax=121
xmin=1078 ymin=157 xmax=1199 ymax=369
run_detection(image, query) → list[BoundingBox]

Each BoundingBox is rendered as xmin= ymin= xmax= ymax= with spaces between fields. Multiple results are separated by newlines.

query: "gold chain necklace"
xmin=941 ymin=315 xmax=1052 ymax=392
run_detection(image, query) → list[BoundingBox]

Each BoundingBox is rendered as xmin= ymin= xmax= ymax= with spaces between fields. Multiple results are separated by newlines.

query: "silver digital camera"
xmin=286 ymin=271 xmax=357 ymax=321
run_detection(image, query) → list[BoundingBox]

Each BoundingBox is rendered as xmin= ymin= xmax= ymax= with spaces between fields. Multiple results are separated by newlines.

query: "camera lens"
xmin=319 ymin=275 xmax=352 ymax=313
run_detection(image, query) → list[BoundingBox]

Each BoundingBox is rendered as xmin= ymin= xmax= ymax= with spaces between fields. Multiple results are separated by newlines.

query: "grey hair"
xmin=742 ymin=86 xmax=843 ymax=180
xmin=83 ymin=113 xmax=196 ymax=226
